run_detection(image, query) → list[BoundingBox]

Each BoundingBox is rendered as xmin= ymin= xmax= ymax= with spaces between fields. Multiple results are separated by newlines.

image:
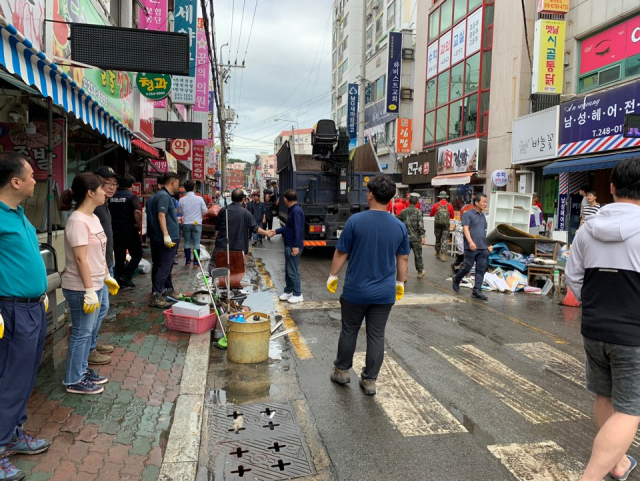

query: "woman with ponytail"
xmin=60 ymin=173 xmax=120 ymax=395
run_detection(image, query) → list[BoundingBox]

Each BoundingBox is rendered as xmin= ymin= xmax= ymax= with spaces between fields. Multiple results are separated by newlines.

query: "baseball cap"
xmin=94 ymin=166 xmax=119 ymax=179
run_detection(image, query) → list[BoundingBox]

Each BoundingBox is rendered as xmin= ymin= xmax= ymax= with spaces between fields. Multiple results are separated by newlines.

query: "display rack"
xmin=487 ymin=192 xmax=533 ymax=233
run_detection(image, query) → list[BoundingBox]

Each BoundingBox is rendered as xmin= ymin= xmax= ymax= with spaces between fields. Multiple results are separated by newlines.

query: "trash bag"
xmin=199 ymin=245 xmax=211 ymax=261
xmin=138 ymin=258 xmax=152 ymax=274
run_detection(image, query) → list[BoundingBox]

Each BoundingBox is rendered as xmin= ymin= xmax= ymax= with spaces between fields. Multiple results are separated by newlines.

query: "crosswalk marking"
xmin=431 ymin=345 xmax=588 ymax=424
xmin=286 ymin=294 xmax=465 ymax=311
xmin=507 ymin=342 xmax=586 ymax=388
xmin=488 ymin=441 xmax=584 ymax=480
xmin=352 ymin=353 xmax=466 ymax=436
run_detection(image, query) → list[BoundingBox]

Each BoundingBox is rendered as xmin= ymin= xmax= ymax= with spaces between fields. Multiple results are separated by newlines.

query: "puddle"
xmin=449 ymin=404 xmax=496 ymax=448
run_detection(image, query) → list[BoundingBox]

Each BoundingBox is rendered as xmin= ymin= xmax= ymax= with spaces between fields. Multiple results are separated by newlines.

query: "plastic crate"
xmin=164 ymin=308 xmax=217 ymax=334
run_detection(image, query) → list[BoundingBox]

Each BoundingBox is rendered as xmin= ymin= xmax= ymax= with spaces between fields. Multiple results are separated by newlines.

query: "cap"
xmin=409 ymin=193 xmax=420 ymax=198
xmin=437 ymin=191 xmax=449 ymax=198
xmin=94 ymin=166 xmax=118 ymax=179
xmin=533 ymin=192 xmax=539 ymax=197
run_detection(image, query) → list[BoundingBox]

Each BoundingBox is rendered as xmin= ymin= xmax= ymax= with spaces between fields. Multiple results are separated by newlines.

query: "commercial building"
xmin=274 ymin=128 xmax=314 ymax=156
xmin=226 ymin=162 xmax=247 ymax=189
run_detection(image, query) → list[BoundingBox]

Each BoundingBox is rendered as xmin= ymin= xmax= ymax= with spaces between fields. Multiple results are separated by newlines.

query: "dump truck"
xmin=275 ymin=119 xmax=381 ymax=248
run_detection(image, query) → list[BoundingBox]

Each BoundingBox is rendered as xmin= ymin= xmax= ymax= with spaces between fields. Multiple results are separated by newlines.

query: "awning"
xmin=132 ymin=139 xmax=160 ymax=158
xmin=543 ymin=150 xmax=640 ymax=175
xmin=0 ymin=18 xmax=133 ymax=151
xmin=431 ymin=172 xmax=472 ymax=186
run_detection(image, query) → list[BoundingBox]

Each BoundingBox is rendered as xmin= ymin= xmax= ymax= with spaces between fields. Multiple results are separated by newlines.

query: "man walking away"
xmin=452 ymin=193 xmax=492 ymax=301
xmin=326 ymin=175 xmax=409 ymax=396
xmin=270 ymin=189 xmax=305 ymax=303
xmin=109 ymin=174 xmax=142 ymax=288
xmin=248 ymin=192 xmax=266 ymax=246
xmin=146 ymin=172 xmax=181 ymax=308
xmin=397 ymin=193 xmax=426 ymax=278
xmin=0 ymin=152 xmax=51 ymax=481
xmin=566 ymin=159 xmax=640 ymax=481
xmin=178 ymin=180 xmax=207 ymax=266
xmin=430 ymin=191 xmax=454 ymax=262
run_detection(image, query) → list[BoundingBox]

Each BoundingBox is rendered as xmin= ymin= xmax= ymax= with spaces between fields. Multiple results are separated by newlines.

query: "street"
xmin=200 ymin=231 xmax=638 ymax=481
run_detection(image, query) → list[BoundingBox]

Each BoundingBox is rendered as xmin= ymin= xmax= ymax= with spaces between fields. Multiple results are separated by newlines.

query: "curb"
xmin=159 ymin=330 xmax=211 ymax=480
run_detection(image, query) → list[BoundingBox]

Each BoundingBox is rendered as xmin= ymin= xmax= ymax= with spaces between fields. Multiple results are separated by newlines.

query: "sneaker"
xmin=288 ymin=295 xmax=304 ymax=304
xmin=95 ymin=342 xmax=114 ymax=354
xmin=88 ymin=349 xmax=111 ymax=365
xmin=65 ymin=378 xmax=104 ymax=395
xmin=330 ymin=368 xmax=350 ymax=385
xmin=279 ymin=292 xmax=292 ymax=301
xmin=452 ymin=278 xmax=461 ymax=293
xmin=149 ymin=293 xmax=169 ymax=308
xmin=417 ymin=270 xmax=426 ymax=278
xmin=84 ymin=368 xmax=109 ymax=385
xmin=6 ymin=427 xmax=50 ymax=455
xmin=359 ymin=376 xmax=376 ymax=396
xmin=472 ymin=291 xmax=488 ymax=301
xmin=0 ymin=449 xmax=24 ymax=481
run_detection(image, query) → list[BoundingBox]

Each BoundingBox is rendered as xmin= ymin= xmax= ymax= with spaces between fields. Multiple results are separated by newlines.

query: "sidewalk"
xmin=14 ymin=252 xmax=202 ymax=481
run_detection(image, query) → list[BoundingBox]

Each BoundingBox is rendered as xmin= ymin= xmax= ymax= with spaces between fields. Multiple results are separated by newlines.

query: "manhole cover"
xmin=208 ymin=401 xmax=315 ymax=480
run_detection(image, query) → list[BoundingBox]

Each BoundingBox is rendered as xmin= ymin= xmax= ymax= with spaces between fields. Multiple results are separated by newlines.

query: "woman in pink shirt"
xmin=60 ymin=173 xmax=119 ymax=395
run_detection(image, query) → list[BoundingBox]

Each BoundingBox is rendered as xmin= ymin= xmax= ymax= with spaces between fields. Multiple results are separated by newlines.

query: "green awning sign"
xmin=136 ymin=73 xmax=171 ymax=100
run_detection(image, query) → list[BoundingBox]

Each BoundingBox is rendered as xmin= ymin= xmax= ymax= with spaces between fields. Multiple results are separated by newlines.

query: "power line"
xmin=242 ymin=0 xmax=259 ymax=61
xmin=234 ymin=0 xmax=247 ymax=62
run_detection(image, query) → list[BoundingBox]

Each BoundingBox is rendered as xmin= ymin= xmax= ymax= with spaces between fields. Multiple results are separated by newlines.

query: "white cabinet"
xmin=487 ymin=192 xmax=533 ymax=233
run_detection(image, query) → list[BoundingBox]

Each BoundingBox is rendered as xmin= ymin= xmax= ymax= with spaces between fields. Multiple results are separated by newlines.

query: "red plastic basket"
xmin=164 ymin=309 xmax=217 ymax=334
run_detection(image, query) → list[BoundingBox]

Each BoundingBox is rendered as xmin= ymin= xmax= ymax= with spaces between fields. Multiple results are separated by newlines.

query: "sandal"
xmin=611 ymin=455 xmax=637 ymax=481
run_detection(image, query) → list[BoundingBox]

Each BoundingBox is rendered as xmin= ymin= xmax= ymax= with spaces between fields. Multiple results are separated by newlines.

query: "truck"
xmin=275 ymin=119 xmax=382 ymax=248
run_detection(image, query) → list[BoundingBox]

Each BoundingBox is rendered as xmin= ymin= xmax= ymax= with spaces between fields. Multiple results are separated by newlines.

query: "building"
xmin=259 ymin=152 xmax=277 ymax=181
xmin=274 ymin=129 xmax=314 ymax=156
xmin=226 ymin=162 xmax=247 ymax=190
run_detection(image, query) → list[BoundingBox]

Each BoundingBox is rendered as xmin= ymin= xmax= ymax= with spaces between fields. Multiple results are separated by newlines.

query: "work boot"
xmin=149 ymin=293 xmax=169 ymax=309
xmin=0 ymin=447 xmax=25 ymax=481
xmin=6 ymin=426 xmax=50 ymax=455
xmin=417 ymin=270 xmax=426 ymax=278
xmin=96 ymin=342 xmax=114 ymax=353
xmin=434 ymin=250 xmax=439 ymax=257
xmin=359 ymin=376 xmax=376 ymax=396
xmin=184 ymin=248 xmax=191 ymax=266
xmin=472 ymin=290 xmax=489 ymax=301
xmin=88 ymin=349 xmax=111 ymax=365
xmin=440 ymin=252 xmax=447 ymax=262
xmin=330 ymin=367 xmax=351 ymax=385
xmin=452 ymin=277 xmax=461 ymax=293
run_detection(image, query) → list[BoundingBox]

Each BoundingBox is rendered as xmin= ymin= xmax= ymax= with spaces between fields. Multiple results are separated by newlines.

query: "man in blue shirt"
xmin=271 ymin=190 xmax=305 ymax=303
xmin=325 ymin=175 xmax=409 ymax=396
xmin=0 ymin=153 xmax=51 ymax=480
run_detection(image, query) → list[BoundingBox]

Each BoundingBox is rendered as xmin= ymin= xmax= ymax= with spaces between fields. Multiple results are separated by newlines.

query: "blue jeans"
xmin=91 ymin=287 xmax=110 ymax=352
xmin=284 ymin=246 xmax=303 ymax=296
xmin=63 ymin=286 xmax=106 ymax=385
xmin=182 ymin=224 xmax=203 ymax=250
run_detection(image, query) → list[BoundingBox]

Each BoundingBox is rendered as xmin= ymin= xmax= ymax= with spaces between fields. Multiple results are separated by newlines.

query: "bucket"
xmin=227 ymin=312 xmax=271 ymax=364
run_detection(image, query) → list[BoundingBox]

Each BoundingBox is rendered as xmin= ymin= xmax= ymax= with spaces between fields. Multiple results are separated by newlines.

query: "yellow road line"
xmin=507 ymin=342 xmax=586 ymax=388
xmin=488 ymin=441 xmax=584 ymax=480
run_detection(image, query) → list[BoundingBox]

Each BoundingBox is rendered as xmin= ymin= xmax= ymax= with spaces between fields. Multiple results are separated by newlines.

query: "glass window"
xmin=429 ymin=11 xmax=439 ymax=43
xmin=483 ymin=5 xmax=494 ymax=47
xmin=453 ymin=0 xmax=466 ymax=24
xmin=426 ymin=78 xmax=437 ymax=111
xmin=481 ymin=51 xmax=492 ymax=89
xmin=376 ymin=15 xmax=383 ymax=36
xmin=579 ymin=72 xmax=598 ymax=92
xmin=463 ymin=93 xmax=478 ymax=136
xmin=599 ymin=64 xmax=621 ymax=85
xmin=437 ymin=70 xmax=450 ymax=106
xmin=338 ymin=82 xmax=347 ymax=97
xmin=480 ymin=91 xmax=490 ymax=133
xmin=435 ymin=106 xmax=448 ymax=144
xmin=440 ymin=0 xmax=452 ymax=33
xmin=425 ymin=111 xmax=436 ymax=145
xmin=449 ymin=100 xmax=462 ymax=140
xmin=627 ymin=54 xmax=640 ymax=78
xmin=343 ymin=12 xmax=348 ymax=27
xmin=387 ymin=1 xmax=395 ymax=28
xmin=465 ymin=53 xmax=480 ymax=94
xmin=375 ymin=76 xmax=385 ymax=101
xmin=468 ymin=0 xmax=481 ymax=11
xmin=450 ymin=62 xmax=464 ymax=100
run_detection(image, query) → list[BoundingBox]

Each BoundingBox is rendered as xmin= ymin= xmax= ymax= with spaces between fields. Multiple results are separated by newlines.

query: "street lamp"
xmin=274 ymin=118 xmax=301 ymax=156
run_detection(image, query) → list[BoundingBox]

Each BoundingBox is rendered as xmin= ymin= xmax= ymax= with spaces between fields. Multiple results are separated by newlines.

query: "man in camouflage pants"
xmin=397 ymin=194 xmax=426 ymax=278
xmin=430 ymin=191 xmax=454 ymax=262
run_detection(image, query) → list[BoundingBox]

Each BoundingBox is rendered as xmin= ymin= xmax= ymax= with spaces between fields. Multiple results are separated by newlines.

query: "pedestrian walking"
xmin=326 ymin=175 xmax=410 ymax=396
xmin=248 ymin=192 xmax=266 ymax=245
xmin=452 ymin=193 xmax=492 ymax=301
xmin=396 ymin=193 xmax=426 ymax=278
xmin=271 ymin=181 xmax=280 ymax=207
xmin=393 ymin=197 xmax=406 ymax=215
xmin=565 ymin=159 xmax=640 ymax=481
xmin=269 ymin=189 xmax=305 ymax=303
xmin=178 ymin=180 xmax=207 ymax=266
xmin=146 ymin=172 xmax=181 ymax=308
xmin=429 ymin=191 xmax=454 ymax=262
xmin=60 ymin=173 xmax=120 ymax=395
xmin=0 ymin=153 xmax=52 ymax=480
xmin=264 ymin=192 xmax=276 ymax=240
xmin=109 ymin=174 xmax=143 ymax=288
xmin=580 ymin=191 xmax=601 ymax=227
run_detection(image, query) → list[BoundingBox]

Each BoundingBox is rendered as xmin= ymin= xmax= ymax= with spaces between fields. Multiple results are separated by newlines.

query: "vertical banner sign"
xmin=466 ymin=7 xmax=482 ymax=56
xmin=347 ymin=83 xmax=359 ymax=149
xmin=396 ymin=118 xmax=412 ymax=154
xmin=557 ymin=172 xmax=569 ymax=231
xmin=170 ymin=139 xmax=192 ymax=162
xmin=208 ymin=90 xmax=215 ymax=143
xmin=386 ymin=32 xmax=402 ymax=113
xmin=192 ymin=145 xmax=205 ymax=181
xmin=427 ymin=42 xmax=439 ymax=79
xmin=532 ymin=19 xmax=565 ymax=94
xmin=451 ymin=20 xmax=466 ymax=65
xmin=172 ymin=0 xmax=196 ymax=104
xmin=195 ymin=22 xmax=210 ymax=114
xmin=438 ymin=30 xmax=452 ymax=73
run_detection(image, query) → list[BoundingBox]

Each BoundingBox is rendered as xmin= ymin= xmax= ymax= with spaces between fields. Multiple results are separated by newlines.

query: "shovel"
xmin=194 ymin=249 xmax=228 ymax=349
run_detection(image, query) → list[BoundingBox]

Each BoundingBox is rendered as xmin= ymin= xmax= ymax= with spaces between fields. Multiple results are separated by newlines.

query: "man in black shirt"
xmin=215 ymin=189 xmax=271 ymax=254
xmin=109 ymin=174 xmax=143 ymax=288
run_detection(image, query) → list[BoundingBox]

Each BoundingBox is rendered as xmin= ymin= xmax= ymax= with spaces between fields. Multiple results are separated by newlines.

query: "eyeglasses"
xmin=104 ymin=182 xmax=118 ymax=188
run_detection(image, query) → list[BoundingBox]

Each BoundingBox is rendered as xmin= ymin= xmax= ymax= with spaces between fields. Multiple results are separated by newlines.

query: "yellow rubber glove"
xmin=0 ymin=312 xmax=4 ymax=339
xmin=44 ymin=294 xmax=49 ymax=312
xmin=105 ymin=276 xmax=120 ymax=296
xmin=163 ymin=235 xmax=176 ymax=248
xmin=395 ymin=281 xmax=405 ymax=302
xmin=83 ymin=288 xmax=100 ymax=314
xmin=327 ymin=275 xmax=339 ymax=294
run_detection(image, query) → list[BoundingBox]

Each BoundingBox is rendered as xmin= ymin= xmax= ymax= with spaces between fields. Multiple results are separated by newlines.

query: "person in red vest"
xmin=393 ymin=197 xmax=406 ymax=215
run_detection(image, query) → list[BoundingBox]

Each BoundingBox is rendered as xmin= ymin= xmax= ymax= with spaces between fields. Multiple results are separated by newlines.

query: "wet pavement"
xmin=199 ymin=230 xmax=639 ymax=481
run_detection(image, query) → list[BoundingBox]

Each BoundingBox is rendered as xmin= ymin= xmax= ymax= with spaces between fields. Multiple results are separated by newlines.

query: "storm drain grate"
xmin=208 ymin=401 xmax=315 ymax=480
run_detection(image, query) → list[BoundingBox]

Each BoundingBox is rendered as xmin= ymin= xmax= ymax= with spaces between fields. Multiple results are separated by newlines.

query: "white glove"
xmin=326 ymin=275 xmax=339 ymax=294
xmin=0 ymin=312 xmax=4 ymax=339
xmin=83 ymin=288 xmax=100 ymax=314
xmin=163 ymin=235 xmax=176 ymax=248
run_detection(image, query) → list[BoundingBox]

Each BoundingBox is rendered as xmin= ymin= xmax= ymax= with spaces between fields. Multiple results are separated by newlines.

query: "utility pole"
xmin=358 ymin=0 xmax=367 ymax=146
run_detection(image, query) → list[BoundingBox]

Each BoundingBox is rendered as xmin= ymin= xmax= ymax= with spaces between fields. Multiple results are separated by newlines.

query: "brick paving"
xmin=13 ymin=250 xmax=207 ymax=481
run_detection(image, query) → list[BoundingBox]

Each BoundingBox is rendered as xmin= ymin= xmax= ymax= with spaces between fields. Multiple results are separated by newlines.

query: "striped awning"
xmin=0 ymin=17 xmax=133 ymax=151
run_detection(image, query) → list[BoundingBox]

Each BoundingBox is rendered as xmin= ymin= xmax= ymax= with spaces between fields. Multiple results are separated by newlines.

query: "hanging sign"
xmin=396 ymin=118 xmax=412 ymax=154
xmin=491 ymin=170 xmax=508 ymax=187
xmin=466 ymin=7 xmax=483 ymax=56
xmin=451 ymin=20 xmax=466 ymax=65
xmin=136 ymin=73 xmax=171 ymax=100
xmin=532 ymin=19 xmax=566 ymax=94
xmin=170 ymin=138 xmax=192 ymax=161
xmin=347 ymin=83 xmax=358 ymax=149
xmin=438 ymin=30 xmax=452 ymax=73
xmin=386 ymin=32 xmax=403 ymax=113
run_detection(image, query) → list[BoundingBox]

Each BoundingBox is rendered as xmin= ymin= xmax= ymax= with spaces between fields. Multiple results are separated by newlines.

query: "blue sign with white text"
xmin=386 ymin=32 xmax=402 ymax=113
xmin=174 ymin=0 xmax=197 ymax=75
xmin=347 ymin=83 xmax=358 ymax=150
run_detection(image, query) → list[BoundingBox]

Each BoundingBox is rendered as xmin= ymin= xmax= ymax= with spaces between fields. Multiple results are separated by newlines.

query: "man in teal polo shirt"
xmin=0 ymin=153 xmax=51 ymax=481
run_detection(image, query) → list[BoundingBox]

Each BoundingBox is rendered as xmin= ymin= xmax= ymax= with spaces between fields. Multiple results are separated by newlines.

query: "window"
xmin=463 ymin=94 xmax=478 ymax=136
xmin=374 ymin=75 xmax=385 ymax=102
xmin=435 ymin=106 xmax=448 ymax=143
xmin=366 ymin=26 xmax=373 ymax=48
xmin=626 ymin=54 xmax=640 ymax=77
xmin=338 ymin=104 xmax=347 ymax=119
xmin=481 ymin=51 xmax=492 ymax=89
xmin=429 ymin=12 xmax=439 ymax=43
xmin=480 ymin=91 xmax=490 ymax=133
xmin=437 ymin=70 xmax=450 ymax=106
xmin=468 ymin=0 xmax=482 ymax=11
xmin=483 ymin=4 xmax=494 ymax=47
xmin=453 ymin=0 xmax=466 ymax=24
xmin=338 ymin=82 xmax=348 ymax=98
xmin=440 ymin=0 xmax=452 ymax=33
xmin=387 ymin=1 xmax=395 ymax=29
xmin=449 ymin=100 xmax=462 ymax=140
xmin=450 ymin=62 xmax=464 ymax=100
xmin=338 ymin=59 xmax=349 ymax=80
xmin=385 ymin=120 xmax=396 ymax=144
xmin=578 ymin=65 xmax=621 ymax=92
xmin=376 ymin=14 xmax=383 ymax=37
xmin=426 ymin=78 xmax=437 ymax=110
xmin=424 ymin=111 xmax=435 ymax=145
xmin=343 ymin=12 xmax=348 ymax=28
xmin=465 ymin=53 xmax=480 ymax=94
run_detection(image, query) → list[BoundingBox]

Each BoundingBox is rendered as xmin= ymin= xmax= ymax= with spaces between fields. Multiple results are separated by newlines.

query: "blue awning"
xmin=543 ymin=150 xmax=640 ymax=175
xmin=0 ymin=17 xmax=133 ymax=151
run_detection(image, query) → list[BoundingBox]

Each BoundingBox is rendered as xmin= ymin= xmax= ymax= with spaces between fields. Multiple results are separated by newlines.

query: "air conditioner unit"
xmin=400 ymin=88 xmax=414 ymax=100
xmin=402 ymin=48 xmax=415 ymax=61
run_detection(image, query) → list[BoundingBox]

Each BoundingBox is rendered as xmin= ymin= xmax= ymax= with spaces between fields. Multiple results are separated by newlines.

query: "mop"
xmin=193 ymin=249 xmax=228 ymax=349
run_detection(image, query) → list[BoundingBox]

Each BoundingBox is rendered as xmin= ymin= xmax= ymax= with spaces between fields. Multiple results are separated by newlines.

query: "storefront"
xmin=402 ymin=151 xmax=437 ymax=214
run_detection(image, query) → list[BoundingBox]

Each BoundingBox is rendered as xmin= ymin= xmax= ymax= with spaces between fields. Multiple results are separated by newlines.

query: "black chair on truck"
xmin=312 ymin=119 xmax=338 ymax=160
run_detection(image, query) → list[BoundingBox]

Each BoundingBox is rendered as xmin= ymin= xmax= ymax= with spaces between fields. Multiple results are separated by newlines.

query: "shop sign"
xmin=438 ymin=30 xmax=451 ymax=74
xmin=165 ymin=152 xmax=178 ymax=172
xmin=427 ymin=42 xmax=439 ymax=80
xmin=0 ymin=119 xmax=65 ymax=189
xmin=171 ymin=76 xmax=196 ymax=105
xmin=139 ymin=0 xmax=167 ymax=31
xmin=396 ymin=118 xmax=412 ymax=154
xmin=194 ymin=28 xmax=210 ymax=113
xmin=174 ymin=0 xmax=196 ymax=74
xmin=386 ymin=32 xmax=402 ymax=113
xmin=532 ymin=19 xmax=565 ymax=94
xmin=136 ymin=73 xmax=171 ymax=100
xmin=347 ymin=83 xmax=358 ymax=149
xmin=558 ymin=193 xmax=567 ymax=230
xmin=451 ymin=20 xmax=466 ymax=65
xmin=171 ymin=138 xmax=192 ymax=161
xmin=150 ymin=159 xmax=168 ymax=173
xmin=558 ymin=81 xmax=640 ymax=157
xmin=537 ymin=0 xmax=570 ymax=14
xmin=144 ymin=177 xmax=158 ymax=193
xmin=402 ymin=152 xmax=436 ymax=184
xmin=131 ymin=182 xmax=142 ymax=196
xmin=437 ymin=138 xmax=479 ymax=175
xmin=512 ymin=106 xmax=559 ymax=164
xmin=0 ymin=0 xmax=44 ymax=49
xmin=580 ymin=14 xmax=640 ymax=75
xmin=192 ymin=145 xmax=205 ymax=181
xmin=491 ymin=170 xmax=508 ymax=187
xmin=364 ymin=99 xmax=396 ymax=153
xmin=466 ymin=7 xmax=482 ymax=56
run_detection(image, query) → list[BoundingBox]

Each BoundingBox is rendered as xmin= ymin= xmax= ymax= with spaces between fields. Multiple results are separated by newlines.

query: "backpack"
xmin=434 ymin=203 xmax=450 ymax=228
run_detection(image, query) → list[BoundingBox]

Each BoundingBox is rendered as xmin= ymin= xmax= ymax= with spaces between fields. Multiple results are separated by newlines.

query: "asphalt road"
xmin=200 ymin=232 xmax=638 ymax=481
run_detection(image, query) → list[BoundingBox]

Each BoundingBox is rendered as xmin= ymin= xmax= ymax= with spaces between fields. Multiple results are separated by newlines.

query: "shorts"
xmin=584 ymin=337 xmax=640 ymax=416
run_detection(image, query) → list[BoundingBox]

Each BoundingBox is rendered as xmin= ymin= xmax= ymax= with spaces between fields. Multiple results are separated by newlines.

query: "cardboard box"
xmin=171 ymin=301 xmax=209 ymax=318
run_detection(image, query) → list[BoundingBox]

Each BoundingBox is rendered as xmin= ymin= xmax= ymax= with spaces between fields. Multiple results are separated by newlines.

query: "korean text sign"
xmin=174 ymin=0 xmax=196 ymax=75
xmin=532 ymin=19 xmax=565 ymax=94
xmin=386 ymin=32 xmax=402 ymax=113
xmin=192 ymin=145 xmax=205 ymax=181
xmin=437 ymin=138 xmax=479 ymax=175
xmin=537 ymin=0 xmax=570 ymax=14
xmin=511 ymin=106 xmax=559 ymax=164
xmin=195 ymin=27 xmax=210 ymax=113
xmin=347 ymin=83 xmax=358 ymax=148
xmin=396 ymin=118 xmax=412 ymax=154
xmin=580 ymin=14 xmax=640 ymax=75
xmin=171 ymin=138 xmax=192 ymax=161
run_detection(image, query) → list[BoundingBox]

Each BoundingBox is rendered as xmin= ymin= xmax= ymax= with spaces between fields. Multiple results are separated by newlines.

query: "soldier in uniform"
xmin=397 ymin=193 xmax=426 ymax=278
